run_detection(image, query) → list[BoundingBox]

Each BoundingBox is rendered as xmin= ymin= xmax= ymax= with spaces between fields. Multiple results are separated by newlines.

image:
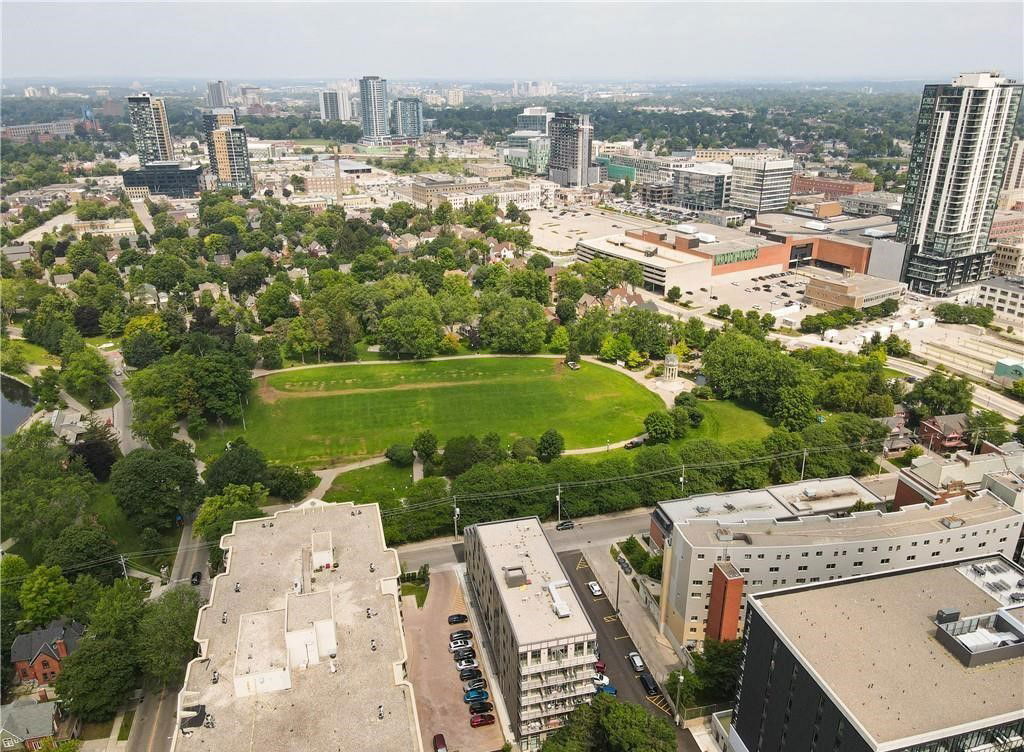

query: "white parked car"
xmin=592 ymin=673 xmax=610 ymax=686
xmin=587 ymin=581 xmax=603 ymax=597
xmin=455 ymin=659 xmax=478 ymax=671
xmin=448 ymin=639 xmax=473 ymax=653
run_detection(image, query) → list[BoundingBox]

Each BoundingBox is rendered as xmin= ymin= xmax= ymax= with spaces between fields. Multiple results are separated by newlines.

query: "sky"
xmin=2 ymin=1 xmax=1022 ymax=83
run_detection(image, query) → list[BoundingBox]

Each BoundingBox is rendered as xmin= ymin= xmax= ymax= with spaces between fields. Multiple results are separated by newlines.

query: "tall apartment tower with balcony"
xmin=359 ymin=75 xmax=390 ymax=145
xmin=729 ymin=157 xmax=794 ymax=214
xmin=206 ymin=80 xmax=229 ymax=108
xmin=126 ymin=93 xmax=173 ymax=165
xmin=895 ymin=72 xmax=1023 ymax=295
xmin=209 ymin=125 xmax=253 ymax=193
xmin=464 ymin=518 xmax=598 ymax=751
xmin=390 ymin=97 xmax=424 ymax=138
xmin=547 ymin=113 xmax=599 ymax=188
xmin=319 ymin=89 xmax=342 ymax=121
xmin=201 ymin=107 xmax=236 ymax=172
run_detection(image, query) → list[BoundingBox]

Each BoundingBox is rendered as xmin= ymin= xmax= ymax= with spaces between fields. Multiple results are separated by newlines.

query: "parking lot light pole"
xmin=556 ymin=484 xmax=562 ymax=523
xmin=614 ymin=569 xmax=621 ymax=614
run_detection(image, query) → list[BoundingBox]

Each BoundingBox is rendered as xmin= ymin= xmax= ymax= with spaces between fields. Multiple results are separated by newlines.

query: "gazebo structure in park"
xmin=664 ymin=353 xmax=679 ymax=381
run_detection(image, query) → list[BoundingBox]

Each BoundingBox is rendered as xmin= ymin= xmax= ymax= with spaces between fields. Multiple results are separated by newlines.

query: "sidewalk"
xmin=583 ymin=543 xmax=680 ymax=684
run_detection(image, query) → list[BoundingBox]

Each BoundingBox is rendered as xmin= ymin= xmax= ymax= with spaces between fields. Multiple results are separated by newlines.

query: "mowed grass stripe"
xmin=200 ymin=358 xmax=663 ymax=467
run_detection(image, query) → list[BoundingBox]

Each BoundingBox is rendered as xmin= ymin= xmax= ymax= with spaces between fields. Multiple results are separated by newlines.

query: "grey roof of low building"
xmin=928 ymin=413 xmax=969 ymax=436
xmin=0 ymin=700 xmax=57 ymax=741
xmin=10 ymin=620 xmax=85 ymax=664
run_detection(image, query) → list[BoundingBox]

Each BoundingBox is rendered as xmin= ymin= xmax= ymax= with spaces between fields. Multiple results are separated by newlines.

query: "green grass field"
xmin=7 ymin=340 xmax=59 ymax=369
xmin=686 ymin=399 xmax=773 ymax=443
xmin=323 ymin=461 xmax=414 ymax=509
xmin=84 ymin=485 xmax=181 ymax=574
xmin=198 ymin=358 xmax=664 ymax=467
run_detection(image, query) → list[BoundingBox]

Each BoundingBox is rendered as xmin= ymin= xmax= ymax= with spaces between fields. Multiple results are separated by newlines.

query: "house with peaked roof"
xmin=602 ymin=285 xmax=644 ymax=312
xmin=10 ymin=621 xmax=85 ymax=685
xmin=0 ymin=699 xmax=77 ymax=751
xmin=919 ymin=413 xmax=969 ymax=453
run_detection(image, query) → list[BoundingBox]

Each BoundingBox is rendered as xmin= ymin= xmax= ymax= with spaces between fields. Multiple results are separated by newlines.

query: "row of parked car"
xmin=447 ymin=613 xmax=496 ymax=729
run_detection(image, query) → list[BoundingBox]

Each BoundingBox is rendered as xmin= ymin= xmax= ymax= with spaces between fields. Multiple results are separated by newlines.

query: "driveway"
xmin=404 ymin=570 xmax=505 ymax=752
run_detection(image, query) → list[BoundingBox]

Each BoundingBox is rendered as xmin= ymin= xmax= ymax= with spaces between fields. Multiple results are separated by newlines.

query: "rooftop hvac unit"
xmin=696 ymin=232 xmax=717 ymax=243
xmin=936 ymin=608 xmax=960 ymax=624
xmin=941 ymin=516 xmax=965 ymax=529
xmin=675 ymin=223 xmax=697 ymax=234
xmin=695 ymin=505 xmax=711 ymax=514
xmin=723 ymin=503 xmax=737 ymax=511
xmin=715 ymin=528 xmax=734 ymax=542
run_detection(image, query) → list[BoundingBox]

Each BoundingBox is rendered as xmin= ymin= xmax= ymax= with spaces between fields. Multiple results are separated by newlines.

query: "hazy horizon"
xmin=3 ymin=1 xmax=1022 ymax=83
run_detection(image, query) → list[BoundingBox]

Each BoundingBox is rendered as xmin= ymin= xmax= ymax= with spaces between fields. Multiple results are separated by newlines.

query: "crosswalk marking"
xmin=603 ymin=615 xmax=618 ymax=623
xmin=576 ymin=556 xmax=589 ymax=570
xmin=647 ymin=695 xmax=672 ymax=715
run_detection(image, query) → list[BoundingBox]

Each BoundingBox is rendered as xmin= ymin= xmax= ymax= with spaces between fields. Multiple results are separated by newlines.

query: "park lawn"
xmin=84 ymin=485 xmax=181 ymax=574
xmin=323 ymin=462 xmax=414 ymax=510
xmin=8 ymin=340 xmax=59 ymax=368
xmin=197 ymin=358 xmax=663 ymax=467
xmin=117 ymin=710 xmax=136 ymax=741
xmin=81 ymin=720 xmax=115 ymax=741
xmin=67 ymin=382 xmax=119 ymax=410
xmin=685 ymin=399 xmax=773 ymax=444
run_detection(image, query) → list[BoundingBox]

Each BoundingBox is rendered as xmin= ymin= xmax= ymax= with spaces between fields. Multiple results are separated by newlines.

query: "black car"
xmin=459 ymin=668 xmax=482 ymax=681
xmin=639 ymin=672 xmax=659 ymax=696
xmin=190 ymin=571 xmax=202 ymax=585
xmin=453 ymin=648 xmax=476 ymax=662
xmin=450 ymin=630 xmax=473 ymax=641
xmin=448 ymin=614 xmax=469 ymax=625
xmin=617 ymin=556 xmax=633 ymax=575
xmin=555 ymin=520 xmax=575 ymax=531
xmin=624 ymin=437 xmax=645 ymax=449
xmin=468 ymin=702 xmax=493 ymax=715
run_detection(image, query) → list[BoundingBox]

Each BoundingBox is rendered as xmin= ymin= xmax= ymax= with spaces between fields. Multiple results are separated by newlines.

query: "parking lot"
xmin=403 ymin=570 xmax=505 ymax=752
xmin=557 ymin=551 xmax=692 ymax=732
xmin=684 ymin=270 xmax=815 ymax=318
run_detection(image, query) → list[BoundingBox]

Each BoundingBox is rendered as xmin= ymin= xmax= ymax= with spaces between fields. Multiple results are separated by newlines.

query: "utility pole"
xmin=453 ymin=498 xmax=460 ymax=539
xmin=119 ymin=554 xmax=128 ymax=579
xmin=556 ymin=484 xmax=562 ymax=523
xmin=800 ymin=449 xmax=808 ymax=481
xmin=238 ymin=392 xmax=247 ymax=431
xmin=614 ymin=569 xmax=621 ymax=614
xmin=679 ymin=466 xmax=685 ymax=497
xmin=674 ymin=670 xmax=684 ymax=726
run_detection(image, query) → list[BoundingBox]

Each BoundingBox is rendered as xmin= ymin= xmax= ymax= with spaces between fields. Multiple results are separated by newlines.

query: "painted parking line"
xmin=576 ymin=556 xmax=589 ymax=570
xmin=647 ymin=695 xmax=672 ymax=716
xmin=614 ymin=634 xmax=630 ymax=640
xmin=593 ymin=596 xmax=608 ymax=601
xmin=603 ymin=615 xmax=619 ymax=623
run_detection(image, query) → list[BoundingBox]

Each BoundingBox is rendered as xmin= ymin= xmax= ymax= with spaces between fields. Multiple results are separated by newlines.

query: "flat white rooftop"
xmin=472 ymin=517 xmax=595 ymax=646
xmin=172 ymin=500 xmax=421 ymax=752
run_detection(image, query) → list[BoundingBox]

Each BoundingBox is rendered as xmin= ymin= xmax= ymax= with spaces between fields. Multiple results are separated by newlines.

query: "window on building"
xmin=41 ymin=660 xmax=49 ymax=669
xmin=798 ymin=565 xmax=808 ymax=571
xmin=881 ymin=558 xmax=890 ymax=564
xmin=907 ymin=555 xmax=916 ymax=561
xmin=826 ymin=563 xmax=836 ymax=569
xmin=853 ymin=561 xmax=863 ymax=567
xmin=531 ymin=649 xmax=541 ymax=664
xmin=697 ymin=554 xmax=705 ymax=559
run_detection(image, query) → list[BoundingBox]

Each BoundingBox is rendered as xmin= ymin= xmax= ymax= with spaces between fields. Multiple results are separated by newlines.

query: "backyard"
xmin=196 ymin=358 xmax=664 ymax=467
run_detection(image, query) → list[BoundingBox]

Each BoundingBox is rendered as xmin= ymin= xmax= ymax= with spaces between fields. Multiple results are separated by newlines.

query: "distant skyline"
xmin=2 ymin=2 xmax=1022 ymax=83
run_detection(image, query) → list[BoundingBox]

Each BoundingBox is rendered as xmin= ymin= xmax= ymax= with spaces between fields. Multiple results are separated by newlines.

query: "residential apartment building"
xmin=973 ymin=275 xmax=1024 ymax=326
xmin=690 ymin=147 xmax=783 ymax=163
xmin=210 ymin=126 xmax=253 ymax=192
xmin=839 ymin=190 xmax=903 ymax=217
xmin=359 ymin=76 xmax=390 ymax=145
xmin=464 ymin=518 xmax=598 ymax=750
xmin=318 ymin=89 xmax=342 ymax=121
xmin=673 ymin=163 xmax=733 ymax=210
xmin=896 ymin=72 xmax=1023 ymax=294
xmin=989 ymin=209 xmax=1024 ymax=242
xmin=200 ymin=107 xmax=236 ymax=174
xmin=992 ymin=239 xmax=1024 ymax=277
xmin=516 ymin=107 xmax=553 ymax=133
xmin=396 ymin=174 xmax=543 ymax=211
xmin=547 ymin=113 xmax=599 ymax=188
xmin=501 ymin=133 xmax=551 ymax=175
xmin=729 ymin=158 xmax=794 ymax=214
xmin=597 ymin=152 xmax=691 ymax=185
xmin=893 ymin=444 xmax=1024 ymax=510
xmin=1002 ymin=138 xmax=1024 ymax=192
xmin=790 ymin=174 xmax=874 ymax=199
xmin=206 ymin=80 xmax=229 ymax=108
xmin=126 ymin=93 xmax=173 ymax=164
xmin=171 ymin=499 xmax=422 ymax=752
xmin=0 ymin=120 xmax=79 ymax=142
xmin=658 ymin=492 xmax=1021 ymax=653
xmin=445 ymin=88 xmax=464 ymax=106
xmin=390 ymin=97 xmax=424 ymax=138
xmin=729 ymin=555 xmax=1024 ymax=752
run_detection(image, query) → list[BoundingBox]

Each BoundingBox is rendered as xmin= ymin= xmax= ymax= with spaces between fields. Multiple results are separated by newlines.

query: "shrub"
xmin=385 ymin=444 xmax=415 ymax=467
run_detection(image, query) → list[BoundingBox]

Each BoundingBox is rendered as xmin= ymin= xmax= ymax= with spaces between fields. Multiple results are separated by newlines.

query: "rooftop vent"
xmin=695 ymin=505 xmax=711 ymax=514
xmin=715 ymin=528 xmax=734 ymax=542
xmin=504 ymin=566 xmax=528 ymax=588
xmin=545 ymin=580 xmax=572 ymax=619
xmin=941 ymin=516 xmax=965 ymax=529
xmin=936 ymin=608 xmax=960 ymax=624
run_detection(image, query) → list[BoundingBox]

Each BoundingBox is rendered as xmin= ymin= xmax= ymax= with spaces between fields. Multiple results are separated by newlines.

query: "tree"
xmin=386 ymin=443 xmax=415 ymax=467
xmin=536 ymin=429 xmax=565 ymax=463
xmin=479 ymin=296 xmax=547 ymax=353
xmin=773 ymin=384 xmax=817 ymax=431
xmin=442 ymin=435 xmax=484 ymax=477
xmin=55 ymin=636 xmax=136 ymax=721
xmin=204 ymin=439 xmax=267 ymax=495
xmin=61 ymin=348 xmax=112 ymax=408
xmin=68 ymin=575 xmax=104 ymax=624
xmin=109 ymin=448 xmax=200 ymax=529
xmin=122 ymin=328 xmax=165 ymax=369
xmin=643 ymin=411 xmax=675 ymax=444
xmin=412 ymin=430 xmax=438 ymax=460
xmin=549 ymin=326 xmax=570 ymax=353
xmin=542 ymin=693 xmax=674 ymax=752
xmin=377 ymin=292 xmax=443 ymax=359
xmin=89 ymin=573 xmax=149 ymax=640
xmin=904 ymin=370 xmax=974 ymax=422
xmin=262 ymin=465 xmax=316 ymax=501
xmin=666 ymin=286 xmax=682 ymax=303
xmin=195 ymin=484 xmax=267 ymax=568
xmin=18 ymin=565 xmax=73 ymax=629
xmin=44 ymin=526 xmax=120 ymax=584
xmin=511 ymin=436 xmax=538 ymax=461
xmin=137 ymin=586 xmax=201 ymax=685
xmin=965 ymin=409 xmax=1011 ymax=448
xmin=130 ymin=396 xmax=177 ymax=448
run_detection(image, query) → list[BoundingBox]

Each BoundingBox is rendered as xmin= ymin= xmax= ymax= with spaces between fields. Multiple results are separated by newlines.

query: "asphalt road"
xmin=557 ymin=550 xmax=699 ymax=752
xmin=126 ymin=524 xmax=210 ymax=752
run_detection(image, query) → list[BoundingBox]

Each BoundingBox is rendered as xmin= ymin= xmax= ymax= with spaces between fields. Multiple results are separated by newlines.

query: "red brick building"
xmin=706 ymin=563 xmax=745 ymax=642
xmin=10 ymin=621 xmax=85 ymax=685
xmin=918 ymin=413 xmax=969 ymax=454
xmin=791 ymin=175 xmax=875 ymax=200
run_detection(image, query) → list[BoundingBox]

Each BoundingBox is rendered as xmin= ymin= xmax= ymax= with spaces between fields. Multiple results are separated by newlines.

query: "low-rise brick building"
xmin=10 ymin=621 xmax=85 ymax=685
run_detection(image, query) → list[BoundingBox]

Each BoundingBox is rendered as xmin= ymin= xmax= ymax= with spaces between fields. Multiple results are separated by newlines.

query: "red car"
xmin=595 ymin=660 xmax=606 ymax=674
xmin=432 ymin=733 xmax=448 ymax=752
xmin=470 ymin=714 xmax=496 ymax=728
